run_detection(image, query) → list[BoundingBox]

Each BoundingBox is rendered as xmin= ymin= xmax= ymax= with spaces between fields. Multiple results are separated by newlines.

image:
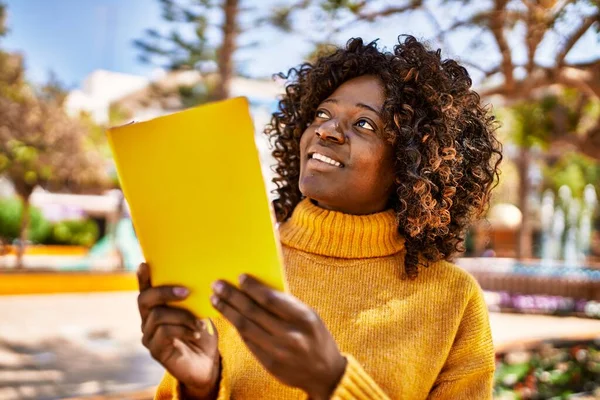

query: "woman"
xmin=138 ymin=35 xmax=502 ymax=399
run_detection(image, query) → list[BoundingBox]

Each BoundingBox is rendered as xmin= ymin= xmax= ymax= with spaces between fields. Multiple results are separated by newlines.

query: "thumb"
xmin=137 ymin=262 xmax=152 ymax=291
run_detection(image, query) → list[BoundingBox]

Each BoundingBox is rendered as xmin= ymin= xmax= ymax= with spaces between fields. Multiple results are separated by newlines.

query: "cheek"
xmin=359 ymin=142 xmax=393 ymax=171
xmin=353 ymin=144 xmax=395 ymax=188
xmin=299 ymin=128 xmax=312 ymax=158
xmin=380 ymin=147 xmax=396 ymax=184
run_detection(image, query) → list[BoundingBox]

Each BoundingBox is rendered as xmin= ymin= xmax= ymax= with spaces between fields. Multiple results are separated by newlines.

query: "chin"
xmin=300 ymin=178 xmax=331 ymax=203
xmin=299 ymin=183 xmax=342 ymax=211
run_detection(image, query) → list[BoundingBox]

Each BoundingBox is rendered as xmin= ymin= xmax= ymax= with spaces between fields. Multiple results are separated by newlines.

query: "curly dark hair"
xmin=265 ymin=35 xmax=503 ymax=278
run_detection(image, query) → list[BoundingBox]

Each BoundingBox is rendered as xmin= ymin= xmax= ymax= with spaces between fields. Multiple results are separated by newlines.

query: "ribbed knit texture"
xmin=155 ymin=199 xmax=495 ymax=400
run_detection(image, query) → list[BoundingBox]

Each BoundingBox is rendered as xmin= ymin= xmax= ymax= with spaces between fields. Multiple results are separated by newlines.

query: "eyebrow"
xmin=321 ymin=98 xmax=382 ymax=118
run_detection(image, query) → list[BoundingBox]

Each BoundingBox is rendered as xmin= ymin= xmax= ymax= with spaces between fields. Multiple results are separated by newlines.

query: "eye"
xmin=356 ymin=119 xmax=375 ymax=131
xmin=315 ymin=110 xmax=330 ymax=119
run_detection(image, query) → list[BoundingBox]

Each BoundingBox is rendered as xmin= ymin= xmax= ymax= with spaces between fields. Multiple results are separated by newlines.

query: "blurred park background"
xmin=0 ymin=0 xmax=599 ymax=399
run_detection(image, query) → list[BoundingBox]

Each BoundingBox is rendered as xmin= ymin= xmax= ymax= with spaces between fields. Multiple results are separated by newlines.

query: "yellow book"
xmin=107 ymin=97 xmax=285 ymax=319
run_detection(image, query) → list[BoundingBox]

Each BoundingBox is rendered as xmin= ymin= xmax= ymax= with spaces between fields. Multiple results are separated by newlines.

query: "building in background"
xmin=65 ymin=68 xmax=283 ymax=187
xmin=64 ymin=70 xmax=150 ymax=125
xmin=64 ymin=69 xmax=283 ymax=126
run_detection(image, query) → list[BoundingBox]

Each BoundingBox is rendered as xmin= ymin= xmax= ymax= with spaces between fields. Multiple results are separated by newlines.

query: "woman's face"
xmin=299 ymin=75 xmax=396 ymax=215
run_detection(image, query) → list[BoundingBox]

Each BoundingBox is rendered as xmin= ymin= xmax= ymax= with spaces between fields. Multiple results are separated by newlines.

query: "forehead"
xmin=326 ymin=75 xmax=385 ymax=108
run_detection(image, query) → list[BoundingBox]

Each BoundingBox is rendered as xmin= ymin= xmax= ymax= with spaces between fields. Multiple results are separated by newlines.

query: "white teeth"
xmin=312 ymin=152 xmax=341 ymax=167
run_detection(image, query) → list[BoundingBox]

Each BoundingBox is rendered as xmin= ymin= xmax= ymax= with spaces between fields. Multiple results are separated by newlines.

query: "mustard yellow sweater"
xmin=156 ymin=199 xmax=495 ymax=399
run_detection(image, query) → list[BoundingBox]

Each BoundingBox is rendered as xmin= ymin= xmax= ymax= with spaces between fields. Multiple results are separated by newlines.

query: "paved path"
xmin=0 ymin=292 xmax=162 ymax=400
xmin=1 ymin=292 xmax=600 ymax=399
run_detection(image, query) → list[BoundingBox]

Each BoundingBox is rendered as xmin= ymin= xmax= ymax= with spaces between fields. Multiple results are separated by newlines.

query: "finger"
xmin=211 ymin=294 xmax=274 ymax=351
xmin=137 ymin=262 xmax=151 ymax=292
xmin=239 ymin=275 xmax=317 ymax=328
xmin=138 ymin=285 xmax=190 ymax=321
xmin=143 ymin=306 xmax=203 ymax=338
xmin=212 ymin=280 xmax=286 ymax=336
xmin=143 ymin=323 xmax=201 ymax=350
xmin=145 ymin=324 xmax=200 ymax=359
xmin=172 ymin=337 xmax=198 ymax=357
xmin=195 ymin=318 xmax=219 ymax=354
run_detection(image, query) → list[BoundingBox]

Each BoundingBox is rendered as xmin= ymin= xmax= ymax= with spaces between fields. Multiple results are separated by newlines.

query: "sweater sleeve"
xmin=427 ymin=284 xmax=496 ymax=400
xmin=327 ymin=354 xmax=391 ymax=400
xmin=154 ymin=362 xmax=231 ymax=400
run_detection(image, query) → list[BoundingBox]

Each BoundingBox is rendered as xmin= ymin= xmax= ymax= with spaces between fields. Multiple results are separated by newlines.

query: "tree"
xmin=0 ymin=2 xmax=7 ymax=38
xmin=0 ymin=96 xmax=109 ymax=267
xmin=134 ymin=0 xmax=240 ymax=101
xmin=279 ymin=0 xmax=600 ymax=155
xmin=277 ymin=0 xmax=599 ymax=259
xmin=38 ymin=70 xmax=70 ymax=107
xmin=0 ymin=8 xmax=108 ymax=267
xmin=510 ymin=88 xmax=600 ymax=159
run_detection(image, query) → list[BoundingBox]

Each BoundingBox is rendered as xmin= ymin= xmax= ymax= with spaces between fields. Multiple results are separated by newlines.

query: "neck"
xmin=312 ymin=198 xmax=389 ymax=216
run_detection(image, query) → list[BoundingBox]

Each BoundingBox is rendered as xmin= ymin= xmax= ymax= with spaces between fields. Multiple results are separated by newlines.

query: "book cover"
xmin=107 ymin=97 xmax=285 ymax=318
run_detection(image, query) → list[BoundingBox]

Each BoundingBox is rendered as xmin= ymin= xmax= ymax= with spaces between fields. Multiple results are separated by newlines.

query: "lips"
xmin=308 ymin=151 xmax=344 ymax=168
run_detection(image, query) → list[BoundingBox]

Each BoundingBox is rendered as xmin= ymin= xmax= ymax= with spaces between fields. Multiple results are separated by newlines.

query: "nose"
xmin=316 ymin=119 xmax=345 ymax=144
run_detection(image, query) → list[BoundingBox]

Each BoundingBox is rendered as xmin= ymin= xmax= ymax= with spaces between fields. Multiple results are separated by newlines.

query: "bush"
xmin=495 ymin=340 xmax=600 ymax=399
xmin=47 ymin=219 xmax=100 ymax=247
xmin=0 ymin=197 xmax=100 ymax=247
xmin=0 ymin=197 xmax=51 ymax=243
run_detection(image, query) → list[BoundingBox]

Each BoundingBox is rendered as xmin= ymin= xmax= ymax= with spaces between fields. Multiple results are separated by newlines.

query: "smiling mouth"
xmin=309 ymin=152 xmax=344 ymax=168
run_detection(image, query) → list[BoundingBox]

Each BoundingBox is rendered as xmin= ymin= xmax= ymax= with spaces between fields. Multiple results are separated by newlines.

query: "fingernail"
xmin=193 ymin=331 xmax=201 ymax=340
xmin=196 ymin=319 xmax=205 ymax=330
xmin=212 ymin=281 xmax=224 ymax=294
xmin=210 ymin=295 xmax=219 ymax=307
xmin=206 ymin=319 xmax=215 ymax=336
xmin=173 ymin=287 xmax=189 ymax=297
xmin=239 ymin=274 xmax=248 ymax=285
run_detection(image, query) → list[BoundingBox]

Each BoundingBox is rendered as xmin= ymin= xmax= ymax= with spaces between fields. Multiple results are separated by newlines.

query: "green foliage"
xmin=37 ymin=70 xmax=69 ymax=106
xmin=268 ymin=6 xmax=295 ymax=32
xmin=0 ymin=197 xmax=51 ymax=243
xmin=47 ymin=219 xmax=100 ymax=247
xmin=0 ymin=197 xmax=100 ymax=247
xmin=508 ymin=90 xmax=600 ymax=153
xmin=491 ymin=159 xmax=520 ymax=206
xmin=319 ymin=0 xmax=365 ymax=13
xmin=78 ymin=104 xmax=131 ymax=164
xmin=0 ymin=52 xmax=26 ymax=101
xmin=0 ymin=197 xmax=101 ymax=246
xmin=494 ymin=340 xmax=600 ymax=398
xmin=495 ymin=362 xmax=531 ymax=385
xmin=177 ymin=81 xmax=214 ymax=108
xmin=0 ymin=30 xmax=108 ymax=198
xmin=543 ymin=152 xmax=600 ymax=198
xmin=134 ymin=0 xmax=232 ymax=103
xmin=305 ymin=42 xmax=338 ymax=63
xmin=108 ymin=103 xmax=131 ymax=126
xmin=0 ymin=2 xmax=7 ymax=38
xmin=134 ymin=0 xmax=215 ymax=71
xmin=510 ymin=100 xmax=552 ymax=148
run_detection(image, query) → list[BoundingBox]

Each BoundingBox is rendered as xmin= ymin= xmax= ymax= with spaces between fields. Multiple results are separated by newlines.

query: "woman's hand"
xmin=137 ymin=263 xmax=221 ymax=399
xmin=211 ymin=275 xmax=347 ymax=400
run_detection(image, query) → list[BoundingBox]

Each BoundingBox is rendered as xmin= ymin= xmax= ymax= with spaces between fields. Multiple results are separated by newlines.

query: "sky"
xmin=2 ymin=0 xmax=162 ymax=86
xmin=0 ymin=0 xmax=442 ymax=88
xmin=1 ymin=0 xmax=598 ymax=89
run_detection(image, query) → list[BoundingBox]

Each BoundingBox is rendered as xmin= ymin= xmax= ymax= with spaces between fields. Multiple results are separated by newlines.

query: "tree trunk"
xmin=215 ymin=0 xmax=239 ymax=100
xmin=578 ymin=120 xmax=600 ymax=162
xmin=516 ymin=146 xmax=533 ymax=260
xmin=113 ymin=192 xmax=125 ymax=271
xmin=16 ymin=195 xmax=31 ymax=269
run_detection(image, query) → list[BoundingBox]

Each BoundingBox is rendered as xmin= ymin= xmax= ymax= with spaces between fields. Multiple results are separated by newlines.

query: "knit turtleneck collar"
xmin=278 ymin=198 xmax=405 ymax=259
